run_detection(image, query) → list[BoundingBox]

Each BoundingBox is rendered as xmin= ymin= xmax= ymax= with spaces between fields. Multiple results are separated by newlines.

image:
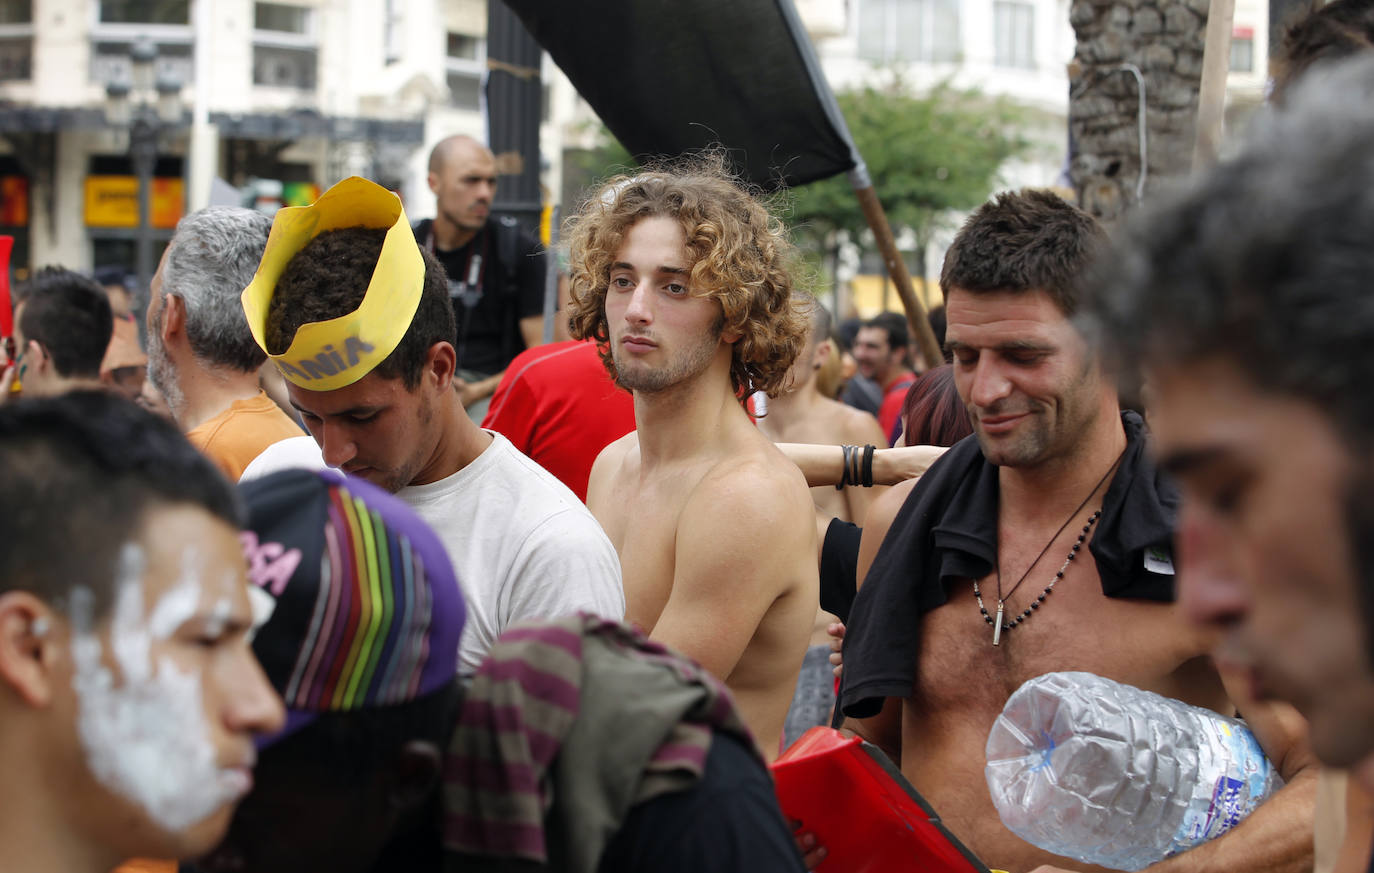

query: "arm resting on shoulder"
xmin=841 ymin=412 xmax=893 ymax=529
xmin=779 ymin=443 xmax=946 ymax=489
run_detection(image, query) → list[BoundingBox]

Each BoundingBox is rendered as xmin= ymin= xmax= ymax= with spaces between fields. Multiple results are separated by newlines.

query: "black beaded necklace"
xmin=973 ymin=448 xmax=1125 ymax=647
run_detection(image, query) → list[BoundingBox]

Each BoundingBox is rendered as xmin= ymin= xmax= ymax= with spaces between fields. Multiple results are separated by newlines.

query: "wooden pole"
xmin=852 ymin=183 xmax=943 ymax=370
xmin=1193 ymin=0 xmax=1237 ymax=169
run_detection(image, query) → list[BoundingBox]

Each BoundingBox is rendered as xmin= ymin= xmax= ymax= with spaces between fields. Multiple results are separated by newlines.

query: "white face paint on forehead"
xmin=69 ymin=543 xmax=252 ymax=834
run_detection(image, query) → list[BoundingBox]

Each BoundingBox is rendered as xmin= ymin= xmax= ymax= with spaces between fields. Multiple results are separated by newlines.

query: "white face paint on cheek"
xmin=69 ymin=543 xmax=252 ymax=834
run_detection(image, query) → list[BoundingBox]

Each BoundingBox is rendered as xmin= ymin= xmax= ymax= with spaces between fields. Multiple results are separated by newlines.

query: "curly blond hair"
xmin=565 ymin=158 xmax=808 ymax=398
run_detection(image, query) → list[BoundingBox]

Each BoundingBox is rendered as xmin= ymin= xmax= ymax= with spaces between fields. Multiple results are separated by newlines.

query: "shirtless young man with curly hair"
xmin=569 ymin=162 xmax=819 ymax=760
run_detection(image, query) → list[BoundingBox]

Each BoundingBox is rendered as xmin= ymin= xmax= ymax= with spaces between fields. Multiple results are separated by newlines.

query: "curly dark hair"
xmin=940 ymin=189 xmax=1107 ymax=317
xmin=264 ymin=227 xmax=455 ymax=389
xmin=565 ymin=157 xmax=808 ymax=398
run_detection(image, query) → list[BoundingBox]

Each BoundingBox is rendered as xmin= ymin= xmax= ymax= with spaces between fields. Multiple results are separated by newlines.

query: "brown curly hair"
xmin=565 ymin=158 xmax=808 ymax=398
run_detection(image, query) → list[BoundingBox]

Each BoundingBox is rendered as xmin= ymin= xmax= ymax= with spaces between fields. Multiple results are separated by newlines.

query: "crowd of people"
xmin=5 ymin=4 xmax=1374 ymax=871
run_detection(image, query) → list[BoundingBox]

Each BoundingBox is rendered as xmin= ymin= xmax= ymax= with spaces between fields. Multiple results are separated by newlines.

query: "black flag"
xmin=498 ymin=0 xmax=860 ymax=191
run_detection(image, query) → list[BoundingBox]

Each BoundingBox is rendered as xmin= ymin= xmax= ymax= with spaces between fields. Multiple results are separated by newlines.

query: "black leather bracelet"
xmin=861 ymin=443 xmax=876 ymax=488
xmin=836 ymin=444 xmax=853 ymax=490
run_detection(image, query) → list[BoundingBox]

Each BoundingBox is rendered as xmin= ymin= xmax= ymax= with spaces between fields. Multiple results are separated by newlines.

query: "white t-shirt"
xmin=399 ymin=432 xmax=625 ymax=674
xmin=238 ymin=435 xmax=328 ymax=481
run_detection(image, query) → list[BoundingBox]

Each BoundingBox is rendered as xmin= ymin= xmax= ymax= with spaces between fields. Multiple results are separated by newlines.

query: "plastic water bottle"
xmin=984 ymin=671 xmax=1281 ymax=872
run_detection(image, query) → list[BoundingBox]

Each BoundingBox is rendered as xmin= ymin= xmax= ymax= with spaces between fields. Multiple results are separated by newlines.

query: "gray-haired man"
xmin=145 ymin=207 xmax=303 ymax=480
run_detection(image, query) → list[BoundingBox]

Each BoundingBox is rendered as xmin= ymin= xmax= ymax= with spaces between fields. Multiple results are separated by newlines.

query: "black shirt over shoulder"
xmin=837 ymin=411 xmax=1180 ymax=720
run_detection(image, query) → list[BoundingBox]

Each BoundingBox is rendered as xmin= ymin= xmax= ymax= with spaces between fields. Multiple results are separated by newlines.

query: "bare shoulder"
xmin=594 ymin=430 xmax=638 ymax=470
xmin=856 ymin=477 xmax=919 ymax=587
xmin=868 ymin=477 xmax=917 ymax=528
xmin=683 ymin=439 xmax=815 ymax=537
xmin=832 ymin=399 xmax=888 ymax=444
xmin=587 ymin=431 xmax=639 ymax=510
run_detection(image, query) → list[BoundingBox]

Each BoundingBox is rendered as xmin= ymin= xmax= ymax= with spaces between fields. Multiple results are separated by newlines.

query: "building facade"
xmin=0 ymin=0 xmax=1268 ymax=286
xmin=0 ymin=0 xmax=571 ymax=278
xmin=792 ymin=0 xmax=1268 ymax=305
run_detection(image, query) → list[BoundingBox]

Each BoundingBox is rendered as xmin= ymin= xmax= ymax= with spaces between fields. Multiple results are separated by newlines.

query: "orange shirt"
xmin=187 ymin=390 xmax=304 ymax=481
xmin=111 ymin=860 xmax=175 ymax=873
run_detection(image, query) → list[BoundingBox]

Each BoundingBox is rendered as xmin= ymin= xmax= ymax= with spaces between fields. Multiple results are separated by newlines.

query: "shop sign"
xmin=85 ymin=176 xmax=184 ymax=229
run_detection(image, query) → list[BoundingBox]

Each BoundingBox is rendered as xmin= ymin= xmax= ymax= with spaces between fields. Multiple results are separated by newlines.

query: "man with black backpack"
xmin=413 ymin=134 xmax=549 ymax=420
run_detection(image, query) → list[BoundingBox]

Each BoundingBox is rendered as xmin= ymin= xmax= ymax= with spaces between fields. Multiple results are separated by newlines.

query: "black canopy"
xmin=498 ymin=0 xmax=861 ymax=191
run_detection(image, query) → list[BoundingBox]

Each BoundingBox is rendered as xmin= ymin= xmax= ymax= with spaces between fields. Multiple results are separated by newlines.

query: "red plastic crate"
xmin=772 ymin=727 xmax=992 ymax=873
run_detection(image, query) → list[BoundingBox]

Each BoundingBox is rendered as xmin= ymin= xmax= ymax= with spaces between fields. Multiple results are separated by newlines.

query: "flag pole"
xmin=1193 ymin=0 xmax=1236 ymax=169
xmin=774 ymin=0 xmax=942 ymax=369
xmin=849 ymin=166 xmax=943 ymax=369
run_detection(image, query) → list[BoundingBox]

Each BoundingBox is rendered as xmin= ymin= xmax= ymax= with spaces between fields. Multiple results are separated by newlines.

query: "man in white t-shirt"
xmin=239 ymin=178 xmax=623 ymax=673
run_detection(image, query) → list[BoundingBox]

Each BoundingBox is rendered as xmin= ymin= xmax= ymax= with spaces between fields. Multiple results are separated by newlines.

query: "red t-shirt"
xmin=877 ymin=373 xmax=915 ymax=446
xmin=482 ymin=340 xmax=636 ymax=502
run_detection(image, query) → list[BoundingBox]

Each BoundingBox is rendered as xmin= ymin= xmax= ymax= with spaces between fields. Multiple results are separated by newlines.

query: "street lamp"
xmin=103 ymin=37 xmax=184 ymax=329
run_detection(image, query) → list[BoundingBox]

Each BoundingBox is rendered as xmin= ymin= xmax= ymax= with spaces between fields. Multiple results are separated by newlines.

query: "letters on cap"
xmin=241 ymin=176 xmax=425 ymax=391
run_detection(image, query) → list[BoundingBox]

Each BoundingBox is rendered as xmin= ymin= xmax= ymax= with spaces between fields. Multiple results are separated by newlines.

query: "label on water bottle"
xmin=1168 ymin=720 xmax=1271 ymax=853
xmin=1207 ymin=776 xmax=1248 ymax=833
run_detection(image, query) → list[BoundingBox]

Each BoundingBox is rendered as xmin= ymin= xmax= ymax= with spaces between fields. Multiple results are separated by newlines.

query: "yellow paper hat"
xmin=241 ymin=176 xmax=424 ymax=391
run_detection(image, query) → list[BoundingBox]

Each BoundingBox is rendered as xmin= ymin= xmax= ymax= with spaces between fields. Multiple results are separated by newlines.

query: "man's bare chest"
xmin=910 ymin=572 xmax=1204 ymax=717
xmin=600 ymin=478 xmax=693 ymax=631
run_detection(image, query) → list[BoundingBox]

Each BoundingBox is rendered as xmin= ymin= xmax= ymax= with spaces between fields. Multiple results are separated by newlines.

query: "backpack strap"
xmin=493 ymin=216 xmax=527 ymax=367
xmin=494 ymin=215 xmax=522 ymax=297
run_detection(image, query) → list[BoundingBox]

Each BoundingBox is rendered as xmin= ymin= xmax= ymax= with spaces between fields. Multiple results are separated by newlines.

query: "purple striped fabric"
xmin=441 ymin=613 xmax=757 ymax=867
xmin=444 ymin=815 xmax=547 ymax=856
xmin=478 ymin=658 xmax=583 ymax=710
xmin=443 ymin=756 xmax=540 ymax=793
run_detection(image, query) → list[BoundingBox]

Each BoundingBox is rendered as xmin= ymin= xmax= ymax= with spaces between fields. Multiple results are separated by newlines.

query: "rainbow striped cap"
xmin=239 ymin=468 xmax=465 ymax=745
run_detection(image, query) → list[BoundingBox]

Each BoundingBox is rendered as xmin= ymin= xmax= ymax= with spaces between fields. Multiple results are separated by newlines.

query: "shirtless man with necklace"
xmin=839 ymin=190 xmax=1317 ymax=873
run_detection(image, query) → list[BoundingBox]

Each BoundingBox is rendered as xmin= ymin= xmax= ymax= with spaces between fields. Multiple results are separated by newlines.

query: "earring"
xmin=30 ymin=616 xmax=50 ymax=638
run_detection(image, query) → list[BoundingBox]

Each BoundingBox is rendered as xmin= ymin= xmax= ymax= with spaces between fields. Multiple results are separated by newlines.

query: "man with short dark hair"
xmin=838 ymin=189 xmax=1317 ymax=872
xmin=146 ymin=207 xmax=303 ymax=480
xmin=243 ymin=177 xmax=622 ymax=674
xmin=852 ymin=311 xmax=915 ymax=444
xmin=0 ymin=391 xmax=284 ymax=873
xmin=8 ymin=267 xmax=113 ymax=398
xmin=1093 ymin=58 xmax=1374 ymax=796
xmin=414 ymin=134 xmax=549 ymax=417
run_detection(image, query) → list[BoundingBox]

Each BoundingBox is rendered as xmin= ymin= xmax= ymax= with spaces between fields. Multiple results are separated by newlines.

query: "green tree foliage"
xmin=563 ymin=126 xmax=639 ymax=207
xmin=789 ymin=80 xmax=1032 ymax=278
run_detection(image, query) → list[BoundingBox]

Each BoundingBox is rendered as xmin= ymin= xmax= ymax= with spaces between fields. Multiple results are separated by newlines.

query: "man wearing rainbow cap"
xmin=240 ymin=177 xmax=624 ymax=674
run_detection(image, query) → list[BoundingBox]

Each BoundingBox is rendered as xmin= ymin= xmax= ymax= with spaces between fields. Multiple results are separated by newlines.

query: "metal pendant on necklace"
xmin=975 ymin=509 xmax=1102 ymax=647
